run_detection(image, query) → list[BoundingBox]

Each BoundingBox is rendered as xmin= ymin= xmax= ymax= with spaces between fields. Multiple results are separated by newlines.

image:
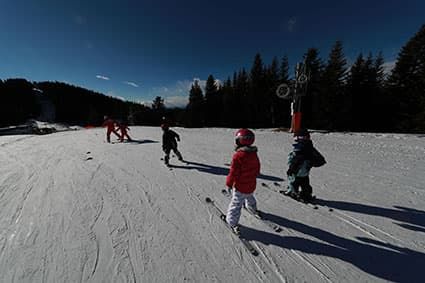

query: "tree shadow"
xmin=242 ymin=212 xmax=425 ymax=282
xmin=314 ymin=199 xmax=425 ymax=233
xmin=169 ymin=160 xmax=283 ymax=181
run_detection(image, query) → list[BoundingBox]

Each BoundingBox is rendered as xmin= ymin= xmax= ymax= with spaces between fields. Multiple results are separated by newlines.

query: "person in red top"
xmin=225 ymin=128 xmax=261 ymax=234
xmin=102 ymin=116 xmax=120 ymax=143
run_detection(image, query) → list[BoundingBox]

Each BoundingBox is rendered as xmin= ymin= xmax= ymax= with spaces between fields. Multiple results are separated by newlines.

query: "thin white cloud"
xmin=124 ymin=81 xmax=139 ymax=88
xmin=96 ymin=75 xmax=110 ymax=81
xmin=287 ymin=17 xmax=297 ymax=32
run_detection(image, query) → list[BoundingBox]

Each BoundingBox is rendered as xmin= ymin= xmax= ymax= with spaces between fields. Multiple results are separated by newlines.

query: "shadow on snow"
xmin=112 ymin=139 xmax=158 ymax=144
xmin=243 ymin=212 xmax=425 ymax=283
xmin=314 ymin=199 xmax=425 ymax=233
xmin=168 ymin=160 xmax=283 ymax=182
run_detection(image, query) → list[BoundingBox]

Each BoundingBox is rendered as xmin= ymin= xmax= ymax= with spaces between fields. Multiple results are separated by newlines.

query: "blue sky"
xmin=0 ymin=0 xmax=424 ymax=107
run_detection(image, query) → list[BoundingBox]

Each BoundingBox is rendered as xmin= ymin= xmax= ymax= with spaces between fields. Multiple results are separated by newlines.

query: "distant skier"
xmin=284 ymin=129 xmax=326 ymax=203
xmin=161 ymin=123 xmax=183 ymax=165
xmin=225 ymin=129 xmax=261 ymax=235
xmin=102 ymin=116 xmax=120 ymax=143
xmin=117 ymin=120 xmax=132 ymax=142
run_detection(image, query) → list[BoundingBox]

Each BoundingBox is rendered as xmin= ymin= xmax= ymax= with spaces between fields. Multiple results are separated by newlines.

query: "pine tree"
xmin=186 ymin=80 xmax=205 ymax=127
xmin=302 ymin=48 xmax=323 ymax=129
xmin=372 ymin=52 xmax=391 ymax=131
xmin=387 ymin=24 xmax=425 ymax=132
xmin=204 ymin=74 xmax=219 ymax=126
xmin=151 ymin=96 xmax=165 ymax=124
xmin=249 ymin=53 xmax=266 ymax=127
xmin=265 ymin=57 xmax=280 ymax=126
xmin=276 ymin=55 xmax=291 ymax=128
xmin=279 ymin=55 xmax=290 ymax=83
xmin=347 ymin=53 xmax=366 ymax=130
xmin=374 ymin=51 xmax=385 ymax=85
xmin=152 ymin=96 xmax=165 ymax=110
xmin=319 ymin=40 xmax=348 ymax=130
xmin=222 ymin=77 xmax=234 ymax=127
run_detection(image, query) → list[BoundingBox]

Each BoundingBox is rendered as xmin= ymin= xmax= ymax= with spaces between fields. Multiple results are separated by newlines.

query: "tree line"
xmin=0 ymin=80 xmax=171 ymax=127
xmin=1 ymin=24 xmax=424 ymax=132
xmin=185 ymin=24 xmax=425 ymax=133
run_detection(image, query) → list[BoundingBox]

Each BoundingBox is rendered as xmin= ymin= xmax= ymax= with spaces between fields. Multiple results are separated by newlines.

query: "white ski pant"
xmin=226 ymin=190 xmax=257 ymax=227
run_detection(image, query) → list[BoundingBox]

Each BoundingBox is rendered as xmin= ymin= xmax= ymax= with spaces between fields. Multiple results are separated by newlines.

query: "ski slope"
xmin=0 ymin=127 xmax=424 ymax=282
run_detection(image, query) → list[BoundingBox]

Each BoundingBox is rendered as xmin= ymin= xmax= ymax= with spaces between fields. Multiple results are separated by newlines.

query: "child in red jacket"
xmin=225 ymin=128 xmax=260 ymax=234
xmin=102 ymin=116 xmax=120 ymax=143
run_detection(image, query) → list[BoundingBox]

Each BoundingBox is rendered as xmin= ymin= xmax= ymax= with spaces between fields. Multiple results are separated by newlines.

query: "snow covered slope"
xmin=0 ymin=127 xmax=424 ymax=282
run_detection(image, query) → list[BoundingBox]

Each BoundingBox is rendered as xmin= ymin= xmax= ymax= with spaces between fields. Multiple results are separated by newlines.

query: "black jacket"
xmin=162 ymin=129 xmax=180 ymax=150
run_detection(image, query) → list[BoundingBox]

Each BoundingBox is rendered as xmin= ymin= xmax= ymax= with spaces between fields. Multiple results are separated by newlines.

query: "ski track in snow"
xmin=0 ymin=127 xmax=424 ymax=282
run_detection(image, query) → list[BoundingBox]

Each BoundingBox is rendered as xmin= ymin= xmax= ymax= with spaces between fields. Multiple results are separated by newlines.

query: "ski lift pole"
xmin=291 ymin=63 xmax=303 ymax=133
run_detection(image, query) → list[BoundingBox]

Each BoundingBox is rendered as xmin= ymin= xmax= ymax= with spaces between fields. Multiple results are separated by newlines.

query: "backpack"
xmin=310 ymin=147 xmax=326 ymax=167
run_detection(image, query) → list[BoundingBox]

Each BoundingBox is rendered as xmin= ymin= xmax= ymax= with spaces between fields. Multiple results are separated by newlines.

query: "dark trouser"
xmin=288 ymin=176 xmax=312 ymax=200
xmin=163 ymin=145 xmax=182 ymax=163
xmin=106 ymin=129 xmax=120 ymax=143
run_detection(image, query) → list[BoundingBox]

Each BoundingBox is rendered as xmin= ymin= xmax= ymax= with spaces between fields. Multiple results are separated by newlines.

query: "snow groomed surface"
xmin=0 ymin=127 xmax=424 ymax=282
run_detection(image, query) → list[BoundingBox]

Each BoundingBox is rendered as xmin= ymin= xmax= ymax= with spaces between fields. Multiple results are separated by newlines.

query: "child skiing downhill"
xmin=161 ymin=123 xmax=183 ymax=166
xmin=225 ymin=129 xmax=261 ymax=235
xmin=117 ymin=120 xmax=132 ymax=142
xmin=284 ymin=129 xmax=325 ymax=203
xmin=102 ymin=116 xmax=120 ymax=143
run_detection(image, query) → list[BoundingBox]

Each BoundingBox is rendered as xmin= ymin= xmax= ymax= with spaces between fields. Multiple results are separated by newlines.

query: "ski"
xmin=221 ymin=189 xmax=282 ymax=232
xmin=204 ymin=197 xmax=259 ymax=256
xmin=278 ymin=190 xmax=319 ymax=209
xmin=261 ymin=182 xmax=319 ymax=209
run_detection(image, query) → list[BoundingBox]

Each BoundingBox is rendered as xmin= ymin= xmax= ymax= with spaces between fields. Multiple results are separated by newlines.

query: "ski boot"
xmin=176 ymin=151 xmax=184 ymax=162
xmin=283 ymin=189 xmax=300 ymax=200
xmin=230 ymin=225 xmax=241 ymax=236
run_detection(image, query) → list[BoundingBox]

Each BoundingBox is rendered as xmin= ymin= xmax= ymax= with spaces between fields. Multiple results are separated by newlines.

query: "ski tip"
xmin=205 ymin=197 xmax=212 ymax=203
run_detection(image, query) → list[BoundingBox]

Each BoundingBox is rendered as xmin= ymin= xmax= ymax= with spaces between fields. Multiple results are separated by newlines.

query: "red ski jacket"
xmin=226 ymin=146 xmax=260 ymax=194
xmin=102 ymin=119 xmax=116 ymax=130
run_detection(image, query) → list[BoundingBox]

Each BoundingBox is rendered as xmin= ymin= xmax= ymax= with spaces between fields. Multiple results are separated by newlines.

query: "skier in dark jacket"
xmin=161 ymin=124 xmax=183 ymax=165
xmin=284 ymin=129 xmax=315 ymax=202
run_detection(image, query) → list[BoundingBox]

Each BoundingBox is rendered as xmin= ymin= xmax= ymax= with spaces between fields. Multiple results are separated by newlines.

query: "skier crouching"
xmin=102 ymin=115 xmax=120 ymax=143
xmin=117 ymin=120 xmax=132 ymax=142
xmin=225 ymin=128 xmax=261 ymax=235
xmin=161 ymin=124 xmax=183 ymax=165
